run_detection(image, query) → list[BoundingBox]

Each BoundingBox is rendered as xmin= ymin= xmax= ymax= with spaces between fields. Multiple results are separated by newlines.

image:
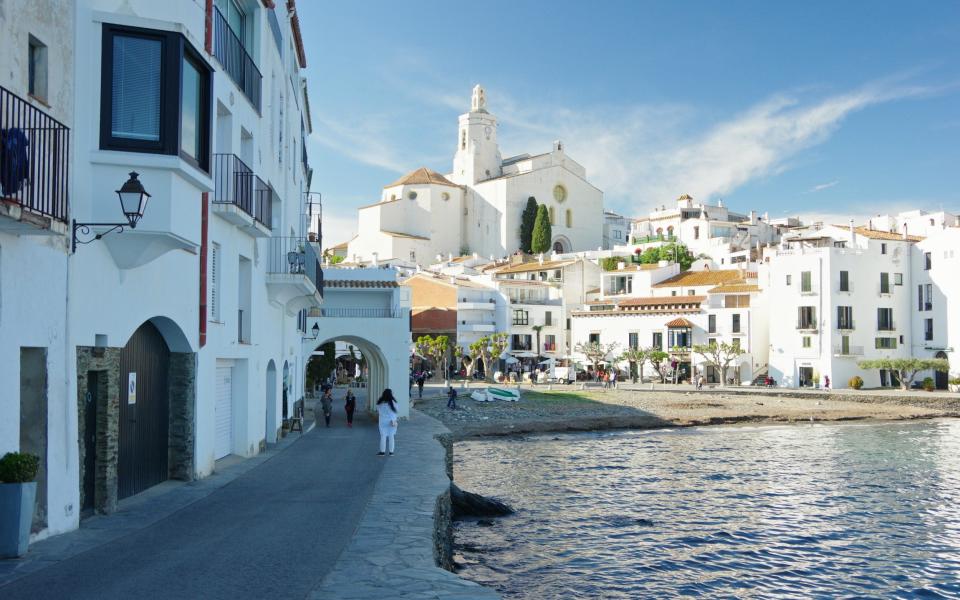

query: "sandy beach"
xmin=417 ymin=384 xmax=960 ymax=439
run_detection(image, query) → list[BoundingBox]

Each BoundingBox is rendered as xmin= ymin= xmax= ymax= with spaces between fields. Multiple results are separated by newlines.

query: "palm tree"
xmin=531 ymin=324 xmax=544 ymax=359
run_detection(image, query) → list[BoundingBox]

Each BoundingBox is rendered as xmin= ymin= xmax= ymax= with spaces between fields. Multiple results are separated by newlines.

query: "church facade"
xmin=346 ymin=86 xmax=604 ymax=265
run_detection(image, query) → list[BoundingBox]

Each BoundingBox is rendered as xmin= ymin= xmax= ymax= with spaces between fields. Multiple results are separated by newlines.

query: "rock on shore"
xmin=451 ymin=483 xmax=514 ymax=519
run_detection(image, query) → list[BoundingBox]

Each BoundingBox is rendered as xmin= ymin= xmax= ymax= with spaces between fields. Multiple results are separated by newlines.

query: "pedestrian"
xmin=344 ymin=389 xmax=356 ymax=427
xmin=446 ymin=385 xmax=457 ymax=409
xmin=697 ymin=374 xmax=705 ymax=391
xmin=610 ymin=369 xmax=617 ymax=389
xmin=320 ymin=388 xmax=333 ymax=428
xmin=824 ymin=375 xmax=831 ymax=390
xmin=416 ymin=372 xmax=425 ymax=398
xmin=376 ymin=388 xmax=399 ymax=456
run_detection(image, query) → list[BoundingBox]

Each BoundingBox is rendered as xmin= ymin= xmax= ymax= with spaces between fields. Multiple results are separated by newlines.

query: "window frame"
xmin=100 ymin=23 xmax=213 ymax=172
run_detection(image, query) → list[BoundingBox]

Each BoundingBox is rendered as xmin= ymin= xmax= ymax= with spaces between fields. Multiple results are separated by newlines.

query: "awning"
xmin=512 ymin=351 xmax=539 ymax=358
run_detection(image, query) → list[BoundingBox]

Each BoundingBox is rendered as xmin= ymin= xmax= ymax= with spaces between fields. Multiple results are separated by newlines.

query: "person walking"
xmin=320 ymin=388 xmax=333 ymax=428
xmin=696 ymin=374 xmax=705 ymax=391
xmin=416 ymin=372 xmax=425 ymax=399
xmin=446 ymin=385 xmax=458 ymax=410
xmin=344 ymin=389 xmax=356 ymax=427
xmin=610 ymin=369 xmax=617 ymax=389
xmin=376 ymin=389 xmax=399 ymax=456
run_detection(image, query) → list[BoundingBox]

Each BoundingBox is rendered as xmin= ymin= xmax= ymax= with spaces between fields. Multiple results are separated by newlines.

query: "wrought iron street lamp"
xmin=302 ymin=321 xmax=320 ymax=342
xmin=72 ymin=172 xmax=151 ymax=253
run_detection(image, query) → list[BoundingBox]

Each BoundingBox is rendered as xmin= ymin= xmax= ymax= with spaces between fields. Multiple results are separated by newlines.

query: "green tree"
xmin=519 ymin=197 xmax=539 ymax=253
xmin=620 ymin=347 xmax=649 ymax=383
xmin=471 ymin=333 xmax=510 ymax=382
xmin=647 ymin=350 xmax=670 ymax=383
xmin=328 ymin=255 xmax=344 ymax=264
xmin=574 ymin=341 xmax=620 ymax=374
xmin=692 ymin=342 xmax=746 ymax=386
xmin=600 ymin=257 xmax=624 ymax=271
xmin=658 ymin=243 xmax=694 ymax=270
xmin=305 ymin=341 xmax=336 ymax=390
xmin=857 ymin=358 xmax=950 ymax=390
xmin=531 ymin=204 xmax=552 ymax=254
xmin=429 ymin=335 xmax=450 ymax=378
xmin=638 ymin=247 xmax=661 ymax=264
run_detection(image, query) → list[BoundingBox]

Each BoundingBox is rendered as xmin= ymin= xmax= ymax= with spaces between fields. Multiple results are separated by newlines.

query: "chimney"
xmin=617 ymin=261 xmax=626 ymax=270
xmin=902 ymin=223 xmax=908 ymax=241
xmin=750 ymin=210 xmax=757 ymax=224
xmin=372 ymin=252 xmax=379 ymax=267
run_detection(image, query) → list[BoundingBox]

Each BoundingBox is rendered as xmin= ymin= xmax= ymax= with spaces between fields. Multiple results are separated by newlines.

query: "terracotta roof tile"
xmin=384 ymin=167 xmax=460 ymax=189
xmin=491 ymin=259 xmax=575 ymax=275
xmin=652 ymin=270 xmax=749 ymax=288
xmin=411 ymin=308 xmax=456 ymax=333
xmin=665 ymin=317 xmax=695 ymax=327
xmin=324 ymin=279 xmax=399 ymax=289
xmin=619 ymin=295 xmax=705 ymax=307
xmin=708 ymin=283 xmax=761 ymax=293
xmin=834 ymin=225 xmax=925 ymax=242
xmin=382 ymin=230 xmax=430 ymax=241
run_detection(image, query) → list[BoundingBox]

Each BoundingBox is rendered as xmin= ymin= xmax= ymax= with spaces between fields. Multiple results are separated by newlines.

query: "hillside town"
xmin=1 ymin=1 xmax=958 ymax=598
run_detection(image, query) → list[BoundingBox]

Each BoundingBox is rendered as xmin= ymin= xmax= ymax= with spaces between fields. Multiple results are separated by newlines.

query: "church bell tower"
xmin=452 ymin=85 xmax=502 ymax=185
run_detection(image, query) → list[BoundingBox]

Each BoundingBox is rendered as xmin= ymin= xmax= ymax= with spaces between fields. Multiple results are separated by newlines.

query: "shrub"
xmin=922 ymin=377 xmax=935 ymax=392
xmin=848 ymin=375 xmax=864 ymax=390
xmin=950 ymin=375 xmax=960 ymax=386
xmin=0 ymin=452 xmax=39 ymax=483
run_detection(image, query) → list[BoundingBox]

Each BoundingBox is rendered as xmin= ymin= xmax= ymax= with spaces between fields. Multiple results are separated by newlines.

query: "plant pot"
xmin=0 ymin=481 xmax=36 ymax=558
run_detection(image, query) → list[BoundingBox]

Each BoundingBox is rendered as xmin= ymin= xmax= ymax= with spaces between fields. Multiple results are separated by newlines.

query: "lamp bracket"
xmin=72 ymin=220 xmax=132 ymax=254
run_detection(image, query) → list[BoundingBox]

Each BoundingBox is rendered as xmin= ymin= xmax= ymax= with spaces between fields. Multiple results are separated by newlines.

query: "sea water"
xmin=454 ymin=420 xmax=960 ymax=599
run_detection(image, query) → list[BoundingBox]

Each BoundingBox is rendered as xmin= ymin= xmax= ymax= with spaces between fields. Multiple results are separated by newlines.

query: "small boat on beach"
xmin=471 ymin=387 xmax=521 ymax=402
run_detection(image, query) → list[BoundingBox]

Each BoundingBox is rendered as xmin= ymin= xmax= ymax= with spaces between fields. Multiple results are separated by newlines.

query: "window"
xmin=511 ymin=334 xmax=532 ymax=351
xmin=797 ymin=306 xmax=816 ymax=329
xmin=877 ymin=308 xmax=894 ymax=331
xmin=837 ymin=306 xmax=853 ymax=329
xmin=652 ymin=332 xmax=663 ymax=350
xmin=839 ymin=270 xmax=849 ymax=292
xmin=688 ymin=290 xmax=696 ymax=296
xmin=708 ymin=314 xmax=716 ymax=333
xmin=800 ymin=271 xmax=812 ymax=293
xmin=731 ymin=313 xmax=741 ymax=333
xmin=693 ymin=226 xmax=700 ymax=240
xmin=209 ymin=242 xmax=221 ymax=321
xmin=840 ymin=335 xmax=851 ymax=355
xmin=545 ymin=311 xmax=553 ymax=326
xmin=28 ymin=35 xmax=48 ymax=101
xmin=565 ymin=209 xmax=573 ymax=228
xmin=880 ymin=272 xmax=890 ymax=294
xmin=628 ymin=332 xmax=639 ymax=350
xmin=786 ymin=274 xmax=792 ymax=286
xmin=724 ymin=295 xmax=750 ymax=308
xmin=731 ymin=338 xmax=740 ymax=350
xmin=924 ymin=252 xmax=932 ymax=270
xmin=802 ymin=336 xmax=811 ymax=348
xmin=100 ymin=25 xmax=212 ymax=171
xmin=881 ymin=243 xmax=887 ymax=255
xmin=544 ymin=334 xmax=557 ymax=352
xmin=875 ymin=337 xmax=897 ymax=349
xmin=671 ymin=290 xmax=677 ymax=297
xmin=668 ymin=328 xmax=691 ymax=348
xmin=614 ymin=230 xmax=622 ymax=240
xmin=512 ymin=309 xmax=529 ymax=326
xmin=708 ymin=338 xmax=717 ymax=347
xmin=408 ymin=191 xmax=417 ymax=200
xmin=925 ymin=318 xmax=934 ymax=341
xmin=924 ymin=284 xmax=933 ymax=310
xmin=588 ymin=333 xmax=600 ymax=345
xmin=548 ymin=206 xmax=556 ymax=226
xmin=216 ymin=0 xmax=250 ymax=48
xmin=894 ymin=273 xmax=903 ymax=286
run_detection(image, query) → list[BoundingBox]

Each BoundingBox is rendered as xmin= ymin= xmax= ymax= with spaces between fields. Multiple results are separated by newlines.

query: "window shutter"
xmin=111 ymin=35 xmax=162 ymax=141
xmin=210 ymin=243 xmax=220 ymax=321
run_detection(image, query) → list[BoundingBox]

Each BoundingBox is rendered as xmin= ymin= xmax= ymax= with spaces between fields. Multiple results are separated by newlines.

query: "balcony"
xmin=796 ymin=322 xmax=818 ymax=332
xmin=313 ymin=307 xmax=404 ymax=319
xmin=837 ymin=320 xmax=855 ymax=331
xmin=0 ymin=85 xmax=69 ymax=234
xmin=460 ymin=322 xmax=496 ymax=333
xmin=213 ymin=7 xmax=262 ymax=112
xmin=458 ymin=300 xmax=496 ymax=311
xmin=877 ymin=322 xmax=896 ymax=332
xmin=211 ymin=154 xmax=271 ymax=237
xmin=267 ymin=236 xmax=323 ymax=315
xmin=833 ymin=344 xmax=864 ymax=357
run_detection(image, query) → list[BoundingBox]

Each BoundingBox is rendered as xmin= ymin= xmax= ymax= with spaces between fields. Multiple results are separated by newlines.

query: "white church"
xmin=346 ymin=86 xmax=604 ymax=264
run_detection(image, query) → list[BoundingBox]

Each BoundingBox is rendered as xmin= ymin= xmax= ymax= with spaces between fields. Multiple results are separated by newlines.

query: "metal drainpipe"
xmin=199 ymin=193 xmax=209 ymax=348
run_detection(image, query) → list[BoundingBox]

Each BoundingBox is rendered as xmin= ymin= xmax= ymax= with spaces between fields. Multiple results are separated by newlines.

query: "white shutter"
xmin=210 ymin=243 xmax=220 ymax=321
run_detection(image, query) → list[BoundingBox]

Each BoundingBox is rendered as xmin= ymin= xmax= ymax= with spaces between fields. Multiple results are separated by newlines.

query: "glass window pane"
xmin=111 ymin=35 xmax=161 ymax=141
xmin=181 ymin=58 xmax=201 ymax=158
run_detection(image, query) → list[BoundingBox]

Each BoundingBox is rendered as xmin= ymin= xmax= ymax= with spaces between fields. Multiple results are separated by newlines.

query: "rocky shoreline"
xmin=418 ymin=385 xmax=960 ymax=440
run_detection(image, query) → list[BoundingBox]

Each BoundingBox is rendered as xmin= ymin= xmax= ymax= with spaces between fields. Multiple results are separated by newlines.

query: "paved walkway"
xmin=0 ymin=410 xmax=384 ymax=599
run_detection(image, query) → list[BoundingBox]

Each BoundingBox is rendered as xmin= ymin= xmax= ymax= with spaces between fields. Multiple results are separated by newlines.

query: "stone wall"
xmin=76 ymin=347 xmax=121 ymax=515
xmin=433 ymin=487 xmax=454 ymax=572
xmin=167 ymin=352 xmax=196 ymax=481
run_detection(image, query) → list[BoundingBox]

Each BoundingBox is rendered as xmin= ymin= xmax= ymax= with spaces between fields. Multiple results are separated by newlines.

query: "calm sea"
xmin=454 ymin=420 xmax=960 ymax=599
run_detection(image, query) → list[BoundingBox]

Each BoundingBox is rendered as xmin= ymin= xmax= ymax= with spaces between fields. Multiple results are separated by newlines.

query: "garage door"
xmin=215 ymin=363 xmax=233 ymax=460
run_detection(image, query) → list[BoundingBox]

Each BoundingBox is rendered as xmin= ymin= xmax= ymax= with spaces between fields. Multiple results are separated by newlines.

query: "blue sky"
xmin=298 ymin=1 xmax=960 ymax=246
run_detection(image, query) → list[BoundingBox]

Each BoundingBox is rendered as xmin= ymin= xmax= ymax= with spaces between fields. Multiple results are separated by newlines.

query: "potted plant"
xmin=0 ymin=452 xmax=40 ymax=558
xmin=922 ymin=377 xmax=935 ymax=392
xmin=848 ymin=375 xmax=864 ymax=390
xmin=812 ymin=371 xmax=821 ymax=389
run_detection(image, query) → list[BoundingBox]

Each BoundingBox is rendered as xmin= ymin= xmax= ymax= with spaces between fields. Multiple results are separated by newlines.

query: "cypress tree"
xmin=531 ymin=204 xmax=552 ymax=254
xmin=519 ymin=197 xmax=538 ymax=253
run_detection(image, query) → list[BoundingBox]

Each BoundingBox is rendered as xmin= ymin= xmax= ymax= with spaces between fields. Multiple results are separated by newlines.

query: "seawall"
xmin=309 ymin=410 xmax=499 ymax=599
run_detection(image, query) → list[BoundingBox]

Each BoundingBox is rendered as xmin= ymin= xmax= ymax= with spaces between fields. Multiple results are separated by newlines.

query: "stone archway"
xmin=77 ymin=316 xmax=195 ymax=515
xmin=551 ymin=235 xmax=572 ymax=254
xmin=308 ymin=336 xmax=398 ymax=414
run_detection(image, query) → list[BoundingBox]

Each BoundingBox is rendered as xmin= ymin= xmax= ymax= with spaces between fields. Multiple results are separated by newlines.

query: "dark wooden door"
xmin=118 ymin=322 xmax=170 ymax=500
xmin=82 ymin=372 xmax=98 ymax=515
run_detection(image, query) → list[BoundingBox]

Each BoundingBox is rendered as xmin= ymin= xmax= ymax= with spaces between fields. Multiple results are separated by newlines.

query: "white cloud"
xmin=807 ymin=180 xmax=840 ymax=193
xmin=318 ymin=209 xmax=359 ymax=249
xmin=310 ymin=114 xmax=409 ymax=174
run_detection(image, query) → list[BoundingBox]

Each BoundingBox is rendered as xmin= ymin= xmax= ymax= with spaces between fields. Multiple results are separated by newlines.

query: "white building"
xmin=603 ymin=211 xmax=635 ymax=250
xmin=0 ymin=0 xmax=351 ymax=543
xmin=910 ymin=227 xmax=960 ymax=387
xmin=348 ymin=86 xmax=605 ymax=264
xmin=630 ymin=194 xmax=793 ymax=266
xmin=763 ymin=224 xmax=919 ymax=388
xmin=571 ymin=267 xmax=766 ymax=383
xmin=868 ymin=209 xmax=959 ymax=239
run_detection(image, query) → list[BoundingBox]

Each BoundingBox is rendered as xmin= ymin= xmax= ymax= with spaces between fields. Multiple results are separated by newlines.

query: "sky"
xmin=297 ymin=1 xmax=960 ymax=247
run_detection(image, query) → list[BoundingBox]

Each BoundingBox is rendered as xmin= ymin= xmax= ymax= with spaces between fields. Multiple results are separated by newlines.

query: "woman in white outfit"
xmin=376 ymin=388 xmax=399 ymax=456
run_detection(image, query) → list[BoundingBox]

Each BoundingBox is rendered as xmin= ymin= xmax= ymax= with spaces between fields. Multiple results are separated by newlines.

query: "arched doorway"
xmin=308 ymin=336 xmax=390 ymax=414
xmin=265 ymin=360 xmax=278 ymax=443
xmin=551 ymin=235 xmax=571 ymax=254
xmin=935 ymin=351 xmax=949 ymax=390
xmin=282 ymin=361 xmax=290 ymax=420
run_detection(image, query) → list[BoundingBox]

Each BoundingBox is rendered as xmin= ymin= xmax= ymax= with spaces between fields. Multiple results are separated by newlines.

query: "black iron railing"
xmin=254 ymin=175 xmax=272 ymax=228
xmin=268 ymin=236 xmax=324 ymax=297
xmin=0 ymin=85 xmax=69 ymax=221
xmin=212 ymin=153 xmax=254 ymax=215
xmin=213 ymin=7 xmax=262 ymax=112
xmin=316 ymin=307 xmax=401 ymax=318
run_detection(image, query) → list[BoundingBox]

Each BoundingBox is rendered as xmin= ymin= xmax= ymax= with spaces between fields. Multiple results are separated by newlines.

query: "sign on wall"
xmin=128 ymin=372 xmax=137 ymax=405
